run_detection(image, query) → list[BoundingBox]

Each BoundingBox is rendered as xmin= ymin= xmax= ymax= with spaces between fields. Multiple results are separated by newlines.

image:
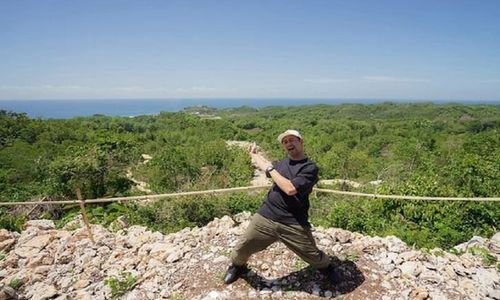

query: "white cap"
xmin=277 ymin=129 xmax=303 ymax=143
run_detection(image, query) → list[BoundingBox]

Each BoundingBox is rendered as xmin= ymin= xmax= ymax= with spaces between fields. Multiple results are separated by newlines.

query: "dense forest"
xmin=1 ymin=102 xmax=499 ymax=250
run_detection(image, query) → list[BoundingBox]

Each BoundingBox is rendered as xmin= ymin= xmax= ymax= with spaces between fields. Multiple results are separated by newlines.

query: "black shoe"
xmin=319 ymin=264 xmax=342 ymax=284
xmin=223 ymin=264 xmax=249 ymax=284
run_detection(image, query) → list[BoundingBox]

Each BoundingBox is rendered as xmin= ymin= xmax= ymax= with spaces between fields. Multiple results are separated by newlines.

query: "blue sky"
xmin=1 ymin=0 xmax=499 ymax=100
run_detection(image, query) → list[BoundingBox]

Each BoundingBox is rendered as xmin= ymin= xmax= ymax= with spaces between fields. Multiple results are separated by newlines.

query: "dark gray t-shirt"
xmin=257 ymin=157 xmax=319 ymax=227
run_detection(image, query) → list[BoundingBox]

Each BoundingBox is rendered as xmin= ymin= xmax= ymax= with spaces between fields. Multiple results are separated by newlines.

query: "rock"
xmin=202 ymin=291 xmax=222 ymax=299
xmin=451 ymin=262 xmax=468 ymax=276
xmin=383 ymin=235 xmax=408 ymax=253
xmin=399 ymin=261 xmax=422 ymax=277
xmin=419 ymin=270 xmax=443 ymax=284
xmin=1 ymin=216 xmax=498 ymax=300
xmin=25 ymin=282 xmax=57 ymax=300
xmin=428 ymin=291 xmax=447 ymax=300
xmin=455 ymin=236 xmax=488 ymax=252
xmin=488 ymin=287 xmax=500 ymax=300
xmin=458 ymin=278 xmax=478 ymax=295
xmin=0 ymin=239 xmax=16 ymax=252
xmin=0 ymin=229 xmax=16 ymax=242
xmin=25 ymin=220 xmax=55 ymax=231
xmin=474 ymin=268 xmax=499 ymax=287
xmin=73 ymin=279 xmax=90 ymax=289
xmin=149 ymin=242 xmax=173 ymax=256
xmin=14 ymin=234 xmax=52 ymax=258
xmin=0 ymin=284 xmax=17 ymax=300
xmin=0 ymin=230 xmax=18 ymax=252
xmin=397 ymin=251 xmax=419 ymax=264
xmin=166 ymin=250 xmax=183 ymax=263
xmin=488 ymin=232 xmax=500 ymax=254
xmin=467 ymin=236 xmax=488 ymax=248
xmin=329 ymin=229 xmax=353 ymax=243
xmin=409 ymin=287 xmax=428 ymax=300
xmin=233 ymin=212 xmax=252 ymax=224
xmin=213 ymin=255 xmax=228 ymax=264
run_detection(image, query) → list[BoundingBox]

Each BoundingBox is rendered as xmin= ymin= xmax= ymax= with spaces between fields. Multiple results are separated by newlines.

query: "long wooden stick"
xmin=76 ymin=188 xmax=95 ymax=244
xmin=1 ymin=185 xmax=499 ymax=206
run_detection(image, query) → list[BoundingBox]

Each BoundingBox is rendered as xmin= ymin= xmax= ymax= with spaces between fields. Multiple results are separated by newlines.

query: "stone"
xmin=319 ymin=238 xmax=332 ymax=246
xmin=409 ymin=287 xmax=428 ymax=300
xmin=384 ymin=236 xmax=408 ymax=253
xmin=419 ymin=270 xmax=443 ymax=284
xmin=0 ymin=284 xmax=17 ymax=300
xmin=334 ymin=229 xmax=353 ymax=243
xmin=203 ymin=291 xmax=222 ymax=299
xmin=14 ymin=234 xmax=52 ymax=258
xmin=442 ymin=265 xmax=457 ymax=279
xmin=213 ymin=255 xmax=228 ymax=264
xmin=166 ymin=250 xmax=183 ymax=263
xmin=451 ymin=262 xmax=468 ymax=276
xmin=398 ymin=250 xmax=420 ymax=262
xmin=149 ymin=242 xmax=172 ymax=256
xmin=26 ymin=282 xmax=57 ymax=300
xmin=488 ymin=232 xmax=500 ymax=254
xmin=467 ymin=236 xmax=487 ymax=248
xmin=73 ymin=279 xmax=90 ymax=289
xmin=487 ymin=287 xmax=500 ymax=300
xmin=0 ymin=229 xmax=16 ymax=242
xmin=474 ymin=268 xmax=499 ymax=287
xmin=428 ymin=291 xmax=448 ymax=300
xmin=0 ymin=239 xmax=16 ymax=252
xmin=458 ymin=278 xmax=478 ymax=295
xmin=25 ymin=220 xmax=55 ymax=231
xmin=399 ymin=261 xmax=422 ymax=277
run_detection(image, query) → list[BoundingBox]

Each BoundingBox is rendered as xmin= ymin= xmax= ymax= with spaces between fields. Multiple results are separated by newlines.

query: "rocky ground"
xmin=0 ymin=213 xmax=499 ymax=300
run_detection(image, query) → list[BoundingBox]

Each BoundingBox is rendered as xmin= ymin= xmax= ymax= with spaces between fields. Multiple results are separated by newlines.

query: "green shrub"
xmin=104 ymin=272 xmax=136 ymax=299
xmin=9 ymin=278 xmax=23 ymax=290
xmin=0 ymin=210 xmax=26 ymax=232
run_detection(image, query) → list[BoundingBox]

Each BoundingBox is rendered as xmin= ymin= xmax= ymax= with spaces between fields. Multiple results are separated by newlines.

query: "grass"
xmin=344 ymin=251 xmax=360 ymax=262
xmin=9 ymin=278 xmax=23 ymax=290
xmin=104 ymin=272 xmax=137 ymax=299
xmin=468 ymin=246 xmax=498 ymax=266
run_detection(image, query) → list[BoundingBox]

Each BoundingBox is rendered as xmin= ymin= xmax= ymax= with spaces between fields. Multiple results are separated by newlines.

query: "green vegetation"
xmin=0 ymin=251 xmax=5 ymax=261
xmin=8 ymin=278 xmax=23 ymax=290
xmin=104 ymin=272 xmax=137 ymax=299
xmin=468 ymin=246 xmax=498 ymax=266
xmin=0 ymin=103 xmax=499 ymax=250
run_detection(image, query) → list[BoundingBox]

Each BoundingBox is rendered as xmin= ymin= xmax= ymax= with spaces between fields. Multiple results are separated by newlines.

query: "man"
xmin=223 ymin=129 xmax=339 ymax=284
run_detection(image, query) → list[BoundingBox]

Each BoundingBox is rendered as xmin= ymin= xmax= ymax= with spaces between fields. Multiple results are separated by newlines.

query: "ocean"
xmin=0 ymin=99 xmax=498 ymax=119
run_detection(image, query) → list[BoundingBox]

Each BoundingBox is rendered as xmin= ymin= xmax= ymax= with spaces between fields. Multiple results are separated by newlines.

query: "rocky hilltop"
xmin=0 ymin=213 xmax=499 ymax=300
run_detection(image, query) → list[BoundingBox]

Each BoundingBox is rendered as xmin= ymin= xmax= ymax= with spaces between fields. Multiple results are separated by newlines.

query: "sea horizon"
xmin=1 ymin=98 xmax=499 ymax=119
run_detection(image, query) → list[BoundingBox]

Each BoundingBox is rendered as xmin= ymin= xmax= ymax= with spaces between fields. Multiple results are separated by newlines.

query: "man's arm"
xmin=268 ymin=169 xmax=298 ymax=196
xmin=249 ymin=144 xmax=297 ymax=195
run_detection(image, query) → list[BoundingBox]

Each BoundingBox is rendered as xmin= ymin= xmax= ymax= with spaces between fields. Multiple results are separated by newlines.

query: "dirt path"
xmin=126 ymin=154 xmax=153 ymax=194
xmin=226 ymin=141 xmax=271 ymax=186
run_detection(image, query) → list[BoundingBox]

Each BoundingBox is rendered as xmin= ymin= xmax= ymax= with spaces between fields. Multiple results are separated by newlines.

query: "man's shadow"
xmin=242 ymin=256 xmax=365 ymax=297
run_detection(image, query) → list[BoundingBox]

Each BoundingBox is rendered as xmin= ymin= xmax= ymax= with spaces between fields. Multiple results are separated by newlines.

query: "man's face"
xmin=281 ymin=135 xmax=304 ymax=157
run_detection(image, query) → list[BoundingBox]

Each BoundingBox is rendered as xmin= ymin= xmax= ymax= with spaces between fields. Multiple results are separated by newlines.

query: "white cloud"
xmin=362 ymin=76 xmax=429 ymax=83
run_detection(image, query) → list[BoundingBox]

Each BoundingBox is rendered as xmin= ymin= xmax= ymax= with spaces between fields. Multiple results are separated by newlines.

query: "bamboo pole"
xmin=76 ymin=188 xmax=95 ymax=244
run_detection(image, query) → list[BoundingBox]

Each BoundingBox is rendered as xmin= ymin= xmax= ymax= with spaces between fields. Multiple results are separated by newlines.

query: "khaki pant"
xmin=231 ymin=213 xmax=330 ymax=269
